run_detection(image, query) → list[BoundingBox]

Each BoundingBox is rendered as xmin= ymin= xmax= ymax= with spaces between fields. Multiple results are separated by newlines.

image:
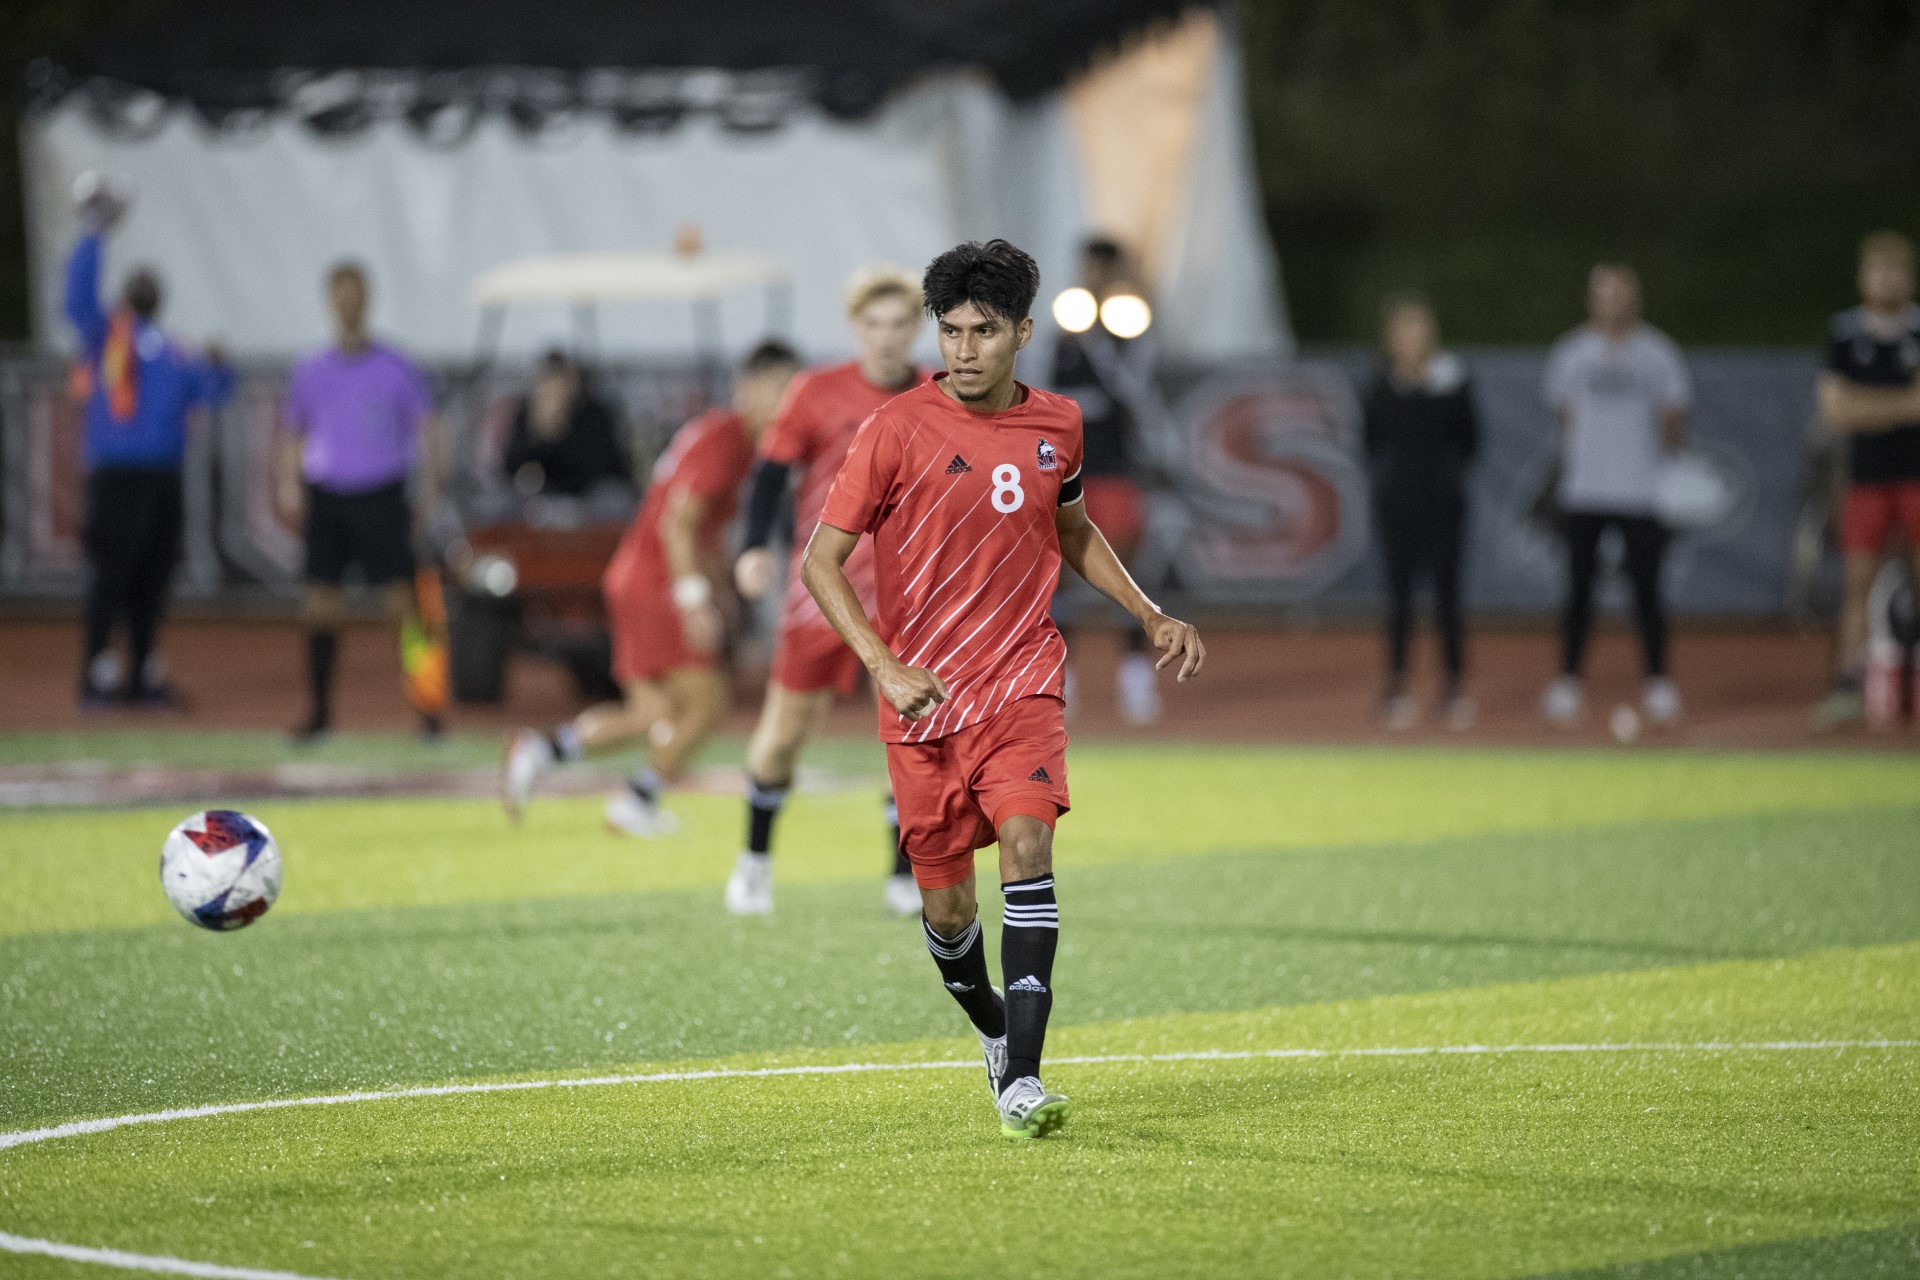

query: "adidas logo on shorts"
xmin=945 ymin=455 xmax=973 ymax=475
xmin=1027 ymin=766 xmax=1052 ymax=784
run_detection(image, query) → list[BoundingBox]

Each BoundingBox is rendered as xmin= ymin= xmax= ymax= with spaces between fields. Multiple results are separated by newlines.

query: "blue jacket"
xmin=65 ymin=234 xmax=233 ymax=470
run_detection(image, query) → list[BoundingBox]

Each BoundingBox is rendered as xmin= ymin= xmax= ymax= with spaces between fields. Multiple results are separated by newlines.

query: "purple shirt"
xmin=285 ymin=343 xmax=432 ymax=493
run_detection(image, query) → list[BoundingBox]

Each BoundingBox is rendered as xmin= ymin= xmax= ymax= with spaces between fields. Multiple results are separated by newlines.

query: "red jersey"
xmin=820 ymin=376 xmax=1085 ymax=743
xmin=604 ymin=408 xmax=753 ymax=596
xmin=761 ymin=361 xmax=929 ymax=633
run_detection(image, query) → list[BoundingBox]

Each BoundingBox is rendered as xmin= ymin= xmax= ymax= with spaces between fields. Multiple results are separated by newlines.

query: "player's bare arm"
xmin=1660 ymin=404 xmax=1689 ymax=452
xmin=661 ymin=488 xmax=722 ymax=653
xmin=800 ymin=521 xmax=948 ymax=719
xmin=1054 ymin=498 xmax=1205 ymax=682
xmin=1818 ymin=371 xmax=1920 ymax=434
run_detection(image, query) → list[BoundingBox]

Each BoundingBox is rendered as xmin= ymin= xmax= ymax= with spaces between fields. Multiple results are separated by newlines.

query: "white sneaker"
xmin=1443 ymin=692 xmax=1477 ymax=733
xmin=501 ymin=729 xmax=551 ymax=822
xmin=997 ymin=1075 xmax=1070 ymax=1140
xmin=1382 ymin=692 xmax=1418 ymax=732
xmin=604 ymin=787 xmax=679 ymax=837
xmin=884 ymin=872 xmax=921 ymax=917
xmin=1542 ymin=676 xmax=1583 ymax=726
xmin=725 ymin=852 xmax=772 ymax=915
xmin=1643 ymin=677 xmax=1682 ymax=726
xmin=1117 ymin=652 xmax=1161 ymax=725
xmin=979 ymin=1022 xmax=1008 ymax=1101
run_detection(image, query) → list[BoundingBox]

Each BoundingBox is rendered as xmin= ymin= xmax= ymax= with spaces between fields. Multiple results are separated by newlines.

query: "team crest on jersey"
xmin=1036 ymin=439 xmax=1058 ymax=470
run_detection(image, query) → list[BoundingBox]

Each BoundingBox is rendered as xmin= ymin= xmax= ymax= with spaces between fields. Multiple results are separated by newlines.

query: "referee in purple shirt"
xmin=275 ymin=263 xmax=442 ymax=740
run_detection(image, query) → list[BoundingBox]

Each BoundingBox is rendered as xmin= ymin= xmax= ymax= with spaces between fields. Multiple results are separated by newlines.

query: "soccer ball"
xmin=159 ymin=810 xmax=283 ymax=931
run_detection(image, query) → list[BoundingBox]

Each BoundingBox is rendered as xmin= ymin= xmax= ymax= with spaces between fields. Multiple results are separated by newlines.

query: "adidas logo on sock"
xmin=1027 ymin=766 xmax=1052 ymax=784
xmin=945 ymin=455 xmax=973 ymax=475
xmin=944 ymin=981 xmax=975 ymax=993
xmin=1009 ymin=974 xmax=1048 ymax=993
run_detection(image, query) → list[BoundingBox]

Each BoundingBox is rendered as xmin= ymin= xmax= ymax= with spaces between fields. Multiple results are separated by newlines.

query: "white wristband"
xmin=672 ymin=575 xmax=712 ymax=610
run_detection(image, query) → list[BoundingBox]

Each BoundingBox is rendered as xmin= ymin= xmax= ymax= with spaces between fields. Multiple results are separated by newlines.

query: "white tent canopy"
xmin=469 ymin=251 xmax=790 ymax=306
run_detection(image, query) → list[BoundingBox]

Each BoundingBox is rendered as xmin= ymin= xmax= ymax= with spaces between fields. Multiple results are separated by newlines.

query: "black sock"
xmin=922 ymin=915 xmax=1006 ymax=1039
xmin=746 ymin=777 xmax=789 ymax=854
xmin=1001 ymin=874 xmax=1058 ymax=1083
xmin=628 ymin=765 xmax=662 ymax=805
xmin=305 ymin=629 xmax=338 ymax=727
xmin=885 ymin=795 xmax=909 ymax=876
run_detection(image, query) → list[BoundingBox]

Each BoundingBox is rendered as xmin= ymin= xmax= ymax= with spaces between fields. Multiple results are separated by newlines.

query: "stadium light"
xmin=1099 ymin=293 xmax=1152 ymax=340
xmin=1051 ymin=287 xmax=1098 ymax=333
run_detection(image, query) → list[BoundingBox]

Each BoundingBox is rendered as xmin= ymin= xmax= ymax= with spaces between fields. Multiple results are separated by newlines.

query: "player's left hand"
xmin=733 ymin=547 xmax=777 ymax=600
xmin=680 ymin=600 xmax=723 ymax=654
xmin=1146 ymin=612 xmax=1205 ymax=682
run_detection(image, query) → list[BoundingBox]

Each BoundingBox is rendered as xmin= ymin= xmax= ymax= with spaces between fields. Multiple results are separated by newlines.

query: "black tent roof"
xmin=36 ymin=0 xmax=1217 ymax=122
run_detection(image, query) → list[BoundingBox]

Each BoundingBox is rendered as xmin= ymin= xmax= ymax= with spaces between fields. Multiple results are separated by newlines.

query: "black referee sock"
xmin=305 ymin=628 xmax=338 ymax=728
xmin=922 ymin=915 xmax=1006 ymax=1040
xmin=746 ymin=777 xmax=789 ymax=855
xmin=1001 ymin=874 xmax=1058 ymax=1084
xmin=885 ymin=795 xmax=910 ymax=876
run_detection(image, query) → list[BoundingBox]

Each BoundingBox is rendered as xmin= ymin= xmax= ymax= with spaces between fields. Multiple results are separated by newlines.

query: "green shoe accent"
xmin=1001 ymin=1095 xmax=1070 ymax=1140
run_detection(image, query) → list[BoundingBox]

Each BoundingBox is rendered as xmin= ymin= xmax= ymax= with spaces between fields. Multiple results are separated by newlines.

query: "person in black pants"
xmin=1361 ymin=295 xmax=1479 ymax=731
xmin=64 ymin=182 xmax=232 ymax=707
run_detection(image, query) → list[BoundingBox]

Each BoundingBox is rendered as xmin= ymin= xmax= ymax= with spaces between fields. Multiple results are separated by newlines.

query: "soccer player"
xmin=277 ymin=263 xmax=443 ymax=741
xmin=503 ymin=342 xmax=801 ymax=833
xmin=728 ymin=266 xmax=930 ymax=916
xmin=800 ymin=241 xmax=1205 ymax=1139
xmin=1812 ymin=231 xmax=1920 ymax=728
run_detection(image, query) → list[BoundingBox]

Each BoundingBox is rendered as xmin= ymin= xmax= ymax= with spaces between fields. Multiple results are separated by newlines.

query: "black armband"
xmin=1057 ymin=467 xmax=1085 ymax=507
xmin=742 ymin=459 xmax=793 ymax=550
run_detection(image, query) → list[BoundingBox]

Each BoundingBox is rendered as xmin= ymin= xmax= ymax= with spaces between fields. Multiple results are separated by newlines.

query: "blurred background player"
xmin=802 ymin=239 xmax=1205 ymax=1139
xmin=276 ymin=263 xmax=442 ymax=741
xmin=1541 ymin=264 xmax=1690 ymax=728
xmin=729 ymin=268 xmax=929 ymax=916
xmin=1049 ymin=236 xmax=1161 ymax=724
xmin=502 ymin=349 xmax=631 ymax=500
xmin=1812 ymin=231 xmax=1920 ymax=729
xmin=504 ymin=341 xmax=801 ymax=835
xmin=66 ymin=176 xmax=232 ymax=708
xmin=1361 ymin=294 xmax=1479 ymax=731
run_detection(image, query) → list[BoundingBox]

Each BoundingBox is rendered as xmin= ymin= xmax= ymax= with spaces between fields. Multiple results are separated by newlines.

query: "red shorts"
xmin=1082 ymin=476 xmax=1146 ymax=554
xmin=605 ymin=583 xmax=710 ymax=685
xmin=770 ymin=622 xmax=862 ymax=696
xmin=884 ymin=694 xmax=1070 ymax=890
xmin=1842 ymin=481 xmax=1920 ymax=556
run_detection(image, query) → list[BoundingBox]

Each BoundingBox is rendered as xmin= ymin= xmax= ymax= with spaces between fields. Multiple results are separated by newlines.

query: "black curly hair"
xmin=921 ymin=239 xmax=1041 ymax=324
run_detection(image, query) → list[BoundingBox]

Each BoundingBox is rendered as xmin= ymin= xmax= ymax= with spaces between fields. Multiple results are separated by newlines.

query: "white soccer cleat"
xmin=997 ymin=1075 xmax=1070 ymax=1140
xmin=1542 ymin=676 xmax=1583 ymax=726
xmin=884 ymin=872 xmax=922 ymax=917
xmin=1643 ymin=676 xmax=1682 ymax=726
xmin=979 ymin=1027 xmax=1009 ymax=1101
xmin=725 ymin=852 xmax=774 ymax=915
xmin=501 ymin=729 xmax=551 ymax=822
xmin=604 ymin=788 xmax=679 ymax=837
xmin=1443 ymin=692 xmax=1477 ymax=733
xmin=1117 ymin=652 xmax=1161 ymax=725
xmin=1382 ymin=692 xmax=1418 ymax=732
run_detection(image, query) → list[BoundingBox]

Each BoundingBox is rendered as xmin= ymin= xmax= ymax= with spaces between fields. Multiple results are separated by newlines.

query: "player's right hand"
xmin=733 ymin=547 xmax=777 ymax=600
xmin=877 ymin=659 xmax=948 ymax=722
xmin=275 ymin=479 xmax=306 ymax=530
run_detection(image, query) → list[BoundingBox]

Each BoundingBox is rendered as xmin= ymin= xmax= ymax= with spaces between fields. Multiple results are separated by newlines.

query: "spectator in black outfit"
xmin=1361 ymin=295 xmax=1479 ymax=731
xmin=503 ymin=351 xmax=631 ymax=499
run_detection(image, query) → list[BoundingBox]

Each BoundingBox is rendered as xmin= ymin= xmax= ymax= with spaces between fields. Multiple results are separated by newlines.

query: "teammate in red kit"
xmin=502 ymin=342 xmax=800 ymax=833
xmin=727 ymin=267 xmax=931 ymax=916
xmin=801 ymin=241 xmax=1205 ymax=1138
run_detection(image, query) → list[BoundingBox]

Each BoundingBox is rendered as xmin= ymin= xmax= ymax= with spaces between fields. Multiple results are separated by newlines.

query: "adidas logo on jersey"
xmin=1027 ymin=766 xmax=1052 ymax=784
xmin=945 ymin=455 xmax=973 ymax=475
xmin=1036 ymin=439 xmax=1058 ymax=470
xmin=1009 ymin=974 xmax=1048 ymax=993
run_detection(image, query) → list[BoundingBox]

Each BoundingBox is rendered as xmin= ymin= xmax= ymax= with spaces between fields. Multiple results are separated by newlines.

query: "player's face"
xmin=1383 ymin=304 xmax=1437 ymax=369
xmin=329 ymin=272 xmax=368 ymax=332
xmin=851 ymin=294 xmax=921 ymax=377
xmin=1587 ymin=269 xmax=1639 ymax=329
xmin=1859 ymin=254 xmax=1914 ymax=311
xmin=735 ymin=363 xmax=798 ymax=435
xmin=935 ymin=301 xmax=1032 ymax=403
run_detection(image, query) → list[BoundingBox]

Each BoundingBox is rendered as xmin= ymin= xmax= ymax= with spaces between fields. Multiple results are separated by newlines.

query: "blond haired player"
xmin=727 ymin=267 xmax=931 ymax=914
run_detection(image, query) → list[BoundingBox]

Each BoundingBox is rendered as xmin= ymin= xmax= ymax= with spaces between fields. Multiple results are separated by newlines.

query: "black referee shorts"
xmin=304 ymin=480 xmax=416 ymax=586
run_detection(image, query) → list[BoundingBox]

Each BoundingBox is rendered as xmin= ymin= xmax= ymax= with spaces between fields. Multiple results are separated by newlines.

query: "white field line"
xmin=2 ymin=1038 xmax=1915 ymax=1280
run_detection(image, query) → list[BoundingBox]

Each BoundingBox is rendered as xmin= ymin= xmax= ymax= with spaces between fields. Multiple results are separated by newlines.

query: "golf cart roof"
xmin=470 ymin=251 xmax=791 ymax=306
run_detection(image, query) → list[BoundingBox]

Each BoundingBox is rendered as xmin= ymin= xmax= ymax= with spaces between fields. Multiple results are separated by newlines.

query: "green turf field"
xmin=1 ymin=735 xmax=1916 ymax=1278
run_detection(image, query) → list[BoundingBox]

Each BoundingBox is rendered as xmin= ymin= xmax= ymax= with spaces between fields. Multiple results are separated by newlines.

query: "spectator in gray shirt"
xmin=1541 ymin=264 xmax=1691 ymax=728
